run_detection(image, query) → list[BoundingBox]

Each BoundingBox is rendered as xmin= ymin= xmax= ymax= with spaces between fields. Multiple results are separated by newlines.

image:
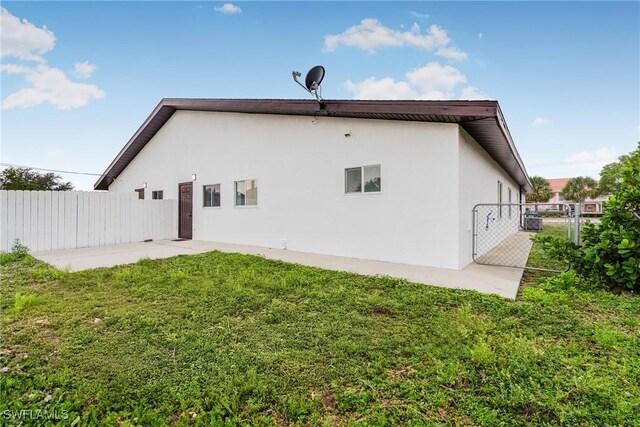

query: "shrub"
xmin=534 ymin=143 xmax=640 ymax=291
xmin=537 ymin=210 xmax=567 ymax=218
xmin=11 ymin=239 xmax=30 ymax=257
xmin=0 ymin=239 xmax=30 ymax=265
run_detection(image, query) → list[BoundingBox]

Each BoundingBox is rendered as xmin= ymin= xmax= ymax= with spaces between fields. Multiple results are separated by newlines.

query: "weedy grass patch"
xmin=1 ymin=235 xmax=638 ymax=425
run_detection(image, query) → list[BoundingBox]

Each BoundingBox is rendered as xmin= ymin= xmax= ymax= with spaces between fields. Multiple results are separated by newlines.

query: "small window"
xmin=235 ymin=179 xmax=257 ymax=206
xmin=203 ymin=184 xmax=220 ymax=207
xmin=152 ymin=190 xmax=163 ymax=200
xmin=497 ymin=181 xmax=503 ymax=218
xmin=135 ymin=188 xmax=144 ymax=199
xmin=345 ymin=164 xmax=381 ymax=194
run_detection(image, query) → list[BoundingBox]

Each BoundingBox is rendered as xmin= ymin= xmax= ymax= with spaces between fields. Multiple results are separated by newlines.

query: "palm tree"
xmin=562 ymin=176 xmax=599 ymax=211
xmin=527 ymin=176 xmax=553 ymax=210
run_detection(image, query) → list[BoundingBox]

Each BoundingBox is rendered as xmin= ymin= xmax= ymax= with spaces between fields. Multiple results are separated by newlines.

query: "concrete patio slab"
xmin=34 ymin=239 xmax=525 ymax=299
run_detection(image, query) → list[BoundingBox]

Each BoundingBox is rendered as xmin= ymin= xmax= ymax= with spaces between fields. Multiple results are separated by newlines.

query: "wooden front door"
xmin=178 ymin=182 xmax=193 ymax=239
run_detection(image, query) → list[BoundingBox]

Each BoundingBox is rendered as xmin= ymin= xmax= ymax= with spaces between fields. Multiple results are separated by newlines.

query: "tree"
xmin=527 ymin=176 xmax=553 ymax=209
xmin=0 ymin=167 xmax=74 ymax=191
xmin=599 ymin=161 xmax=624 ymax=195
xmin=562 ymin=176 xmax=599 ymax=209
xmin=599 ymin=143 xmax=638 ymax=195
xmin=535 ymin=143 xmax=640 ymax=290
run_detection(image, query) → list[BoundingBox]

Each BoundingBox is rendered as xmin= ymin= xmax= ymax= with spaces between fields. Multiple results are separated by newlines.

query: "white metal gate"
xmin=472 ymin=202 xmax=578 ymax=272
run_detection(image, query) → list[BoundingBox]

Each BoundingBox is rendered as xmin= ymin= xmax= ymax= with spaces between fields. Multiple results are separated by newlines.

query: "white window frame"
xmin=203 ymin=184 xmax=221 ymax=208
xmin=234 ymin=179 xmax=258 ymax=207
xmin=151 ymin=190 xmax=163 ymax=200
xmin=344 ymin=164 xmax=382 ymax=195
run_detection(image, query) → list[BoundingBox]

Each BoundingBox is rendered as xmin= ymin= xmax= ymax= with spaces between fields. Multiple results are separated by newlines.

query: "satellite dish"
xmin=292 ymin=65 xmax=325 ymax=103
xmin=305 ymin=66 xmax=325 ymax=91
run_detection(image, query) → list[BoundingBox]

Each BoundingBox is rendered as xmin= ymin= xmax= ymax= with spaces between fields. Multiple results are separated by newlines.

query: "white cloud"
xmin=532 ymin=117 xmax=552 ymax=127
xmin=564 ymin=147 xmax=617 ymax=177
xmin=478 ymin=32 xmax=483 ymax=40
xmin=0 ymin=7 xmax=55 ymax=62
xmin=343 ymin=77 xmax=417 ymax=100
xmin=344 ymin=61 xmax=482 ymax=100
xmin=436 ymin=46 xmax=468 ymax=61
xmin=1 ymin=9 xmax=104 ymax=110
xmin=459 ymin=86 xmax=491 ymax=100
xmin=2 ymin=65 xmax=105 ymax=110
xmin=73 ymin=61 xmax=97 ymax=79
xmin=566 ymin=147 xmax=616 ymax=166
xmin=214 ymin=3 xmax=242 ymax=14
xmin=406 ymin=62 xmax=467 ymax=93
xmin=0 ymin=64 xmax=32 ymax=74
xmin=410 ymin=11 xmax=430 ymax=19
xmin=324 ymin=18 xmax=466 ymax=60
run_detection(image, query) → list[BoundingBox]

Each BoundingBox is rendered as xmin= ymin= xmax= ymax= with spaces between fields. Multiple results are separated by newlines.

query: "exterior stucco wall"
xmin=457 ymin=128 xmax=521 ymax=269
xmin=110 ymin=111 xmax=463 ymax=269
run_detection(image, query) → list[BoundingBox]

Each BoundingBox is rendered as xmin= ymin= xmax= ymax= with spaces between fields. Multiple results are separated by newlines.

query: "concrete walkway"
xmin=476 ymin=231 xmax=533 ymax=268
xmin=33 ymin=240 xmax=525 ymax=299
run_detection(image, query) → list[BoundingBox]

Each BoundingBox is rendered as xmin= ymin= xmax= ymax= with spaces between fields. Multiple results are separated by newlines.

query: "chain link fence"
xmin=472 ymin=203 xmax=576 ymax=272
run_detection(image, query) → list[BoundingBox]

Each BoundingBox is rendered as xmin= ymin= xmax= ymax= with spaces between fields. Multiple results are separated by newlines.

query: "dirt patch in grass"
xmin=371 ymin=306 xmax=395 ymax=317
xmin=387 ymin=366 xmax=416 ymax=381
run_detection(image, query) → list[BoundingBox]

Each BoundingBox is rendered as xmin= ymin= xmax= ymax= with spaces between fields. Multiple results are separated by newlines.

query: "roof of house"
xmin=547 ymin=177 xmax=572 ymax=193
xmin=94 ymin=99 xmax=533 ymax=192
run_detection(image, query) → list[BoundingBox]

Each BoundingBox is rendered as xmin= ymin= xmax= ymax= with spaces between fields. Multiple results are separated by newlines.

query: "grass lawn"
xmin=521 ymin=222 xmax=572 ymax=286
xmin=1 ymin=229 xmax=639 ymax=425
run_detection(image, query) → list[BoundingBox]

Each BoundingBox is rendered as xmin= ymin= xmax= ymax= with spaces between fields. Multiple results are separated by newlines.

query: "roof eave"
xmin=94 ymin=99 xmax=532 ymax=192
xmin=94 ymin=99 xmax=176 ymax=190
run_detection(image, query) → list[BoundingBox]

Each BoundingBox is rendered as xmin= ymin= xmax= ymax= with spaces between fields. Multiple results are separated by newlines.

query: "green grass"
xmin=521 ymin=222 xmax=572 ymax=286
xmin=1 ymin=241 xmax=639 ymax=425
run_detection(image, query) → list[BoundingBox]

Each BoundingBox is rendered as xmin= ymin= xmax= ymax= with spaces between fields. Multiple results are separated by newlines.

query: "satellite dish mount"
xmin=292 ymin=65 xmax=325 ymax=103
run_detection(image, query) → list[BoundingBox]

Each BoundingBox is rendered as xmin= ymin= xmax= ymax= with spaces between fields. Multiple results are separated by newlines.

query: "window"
xmin=235 ymin=179 xmax=257 ymax=206
xmin=508 ymin=188 xmax=512 ymax=217
xmin=203 ymin=184 xmax=220 ymax=207
xmin=152 ymin=190 xmax=163 ymax=200
xmin=345 ymin=164 xmax=381 ymax=194
xmin=497 ymin=181 xmax=503 ymax=218
xmin=135 ymin=188 xmax=144 ymax=199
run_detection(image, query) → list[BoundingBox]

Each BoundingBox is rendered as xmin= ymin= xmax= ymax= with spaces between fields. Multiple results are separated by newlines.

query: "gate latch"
xmin=485 ymin=211 xmax=495 ymax=230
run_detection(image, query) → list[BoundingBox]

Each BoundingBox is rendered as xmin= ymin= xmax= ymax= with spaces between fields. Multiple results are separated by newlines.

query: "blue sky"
xmin=1 ymin=1 xmax=638 ymax=190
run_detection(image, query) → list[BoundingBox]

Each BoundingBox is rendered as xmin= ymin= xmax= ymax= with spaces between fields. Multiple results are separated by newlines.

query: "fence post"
xmin=574 ymin=203 xmax=581 ymax=245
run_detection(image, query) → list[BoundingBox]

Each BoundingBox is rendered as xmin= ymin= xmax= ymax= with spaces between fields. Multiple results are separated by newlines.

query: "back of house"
xmin=95 ymin=99 xmax=531 ymax=270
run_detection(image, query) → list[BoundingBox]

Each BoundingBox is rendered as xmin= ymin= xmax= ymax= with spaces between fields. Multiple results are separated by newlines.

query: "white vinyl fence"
xmin=0 ymin=190 xmax=178 ymax=253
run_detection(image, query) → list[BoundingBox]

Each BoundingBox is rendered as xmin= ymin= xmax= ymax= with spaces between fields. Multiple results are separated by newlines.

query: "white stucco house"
xmin=95 ymin=99 xmax=531 ymax=271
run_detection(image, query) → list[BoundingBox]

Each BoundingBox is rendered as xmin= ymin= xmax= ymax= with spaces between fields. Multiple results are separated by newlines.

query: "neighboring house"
xmin=546 ymin=177 xmax=607 ymax=212
xmin=95 ymin=99 xmax=532 ymax=270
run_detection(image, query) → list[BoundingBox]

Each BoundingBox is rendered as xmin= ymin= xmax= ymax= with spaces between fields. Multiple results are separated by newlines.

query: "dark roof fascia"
xmin=493 ymin=104 xmax=533 ymax=192
xmin=94 ymin=100 xmax=175 ymax=190
xmin=323 ymin=99 xmax=498 ymax=118
xmin=95 ymin=99 xmax=531 ymax=191
xmin=161 ymin=98 xmax=499 ymax=119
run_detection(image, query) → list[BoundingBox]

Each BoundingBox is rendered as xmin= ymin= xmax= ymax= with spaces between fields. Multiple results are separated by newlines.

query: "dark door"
xmin=178 ymin=182 xmax=193 ymax=239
